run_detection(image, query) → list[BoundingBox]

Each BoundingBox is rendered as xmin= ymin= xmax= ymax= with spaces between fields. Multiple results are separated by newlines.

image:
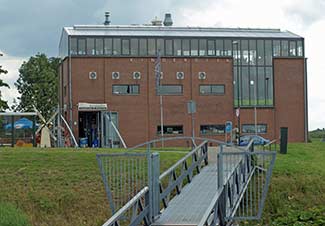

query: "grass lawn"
xmin=0 ymin=141 xmax=325 ymax=226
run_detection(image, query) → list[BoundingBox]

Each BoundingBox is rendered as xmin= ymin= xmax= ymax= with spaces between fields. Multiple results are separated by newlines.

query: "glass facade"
xmin=68 ymin=36 xmax=304 ymax=107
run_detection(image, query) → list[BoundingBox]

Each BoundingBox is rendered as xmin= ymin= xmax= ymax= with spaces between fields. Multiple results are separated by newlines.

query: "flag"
xmin=155 ymin=50 xmax=161 ymax=92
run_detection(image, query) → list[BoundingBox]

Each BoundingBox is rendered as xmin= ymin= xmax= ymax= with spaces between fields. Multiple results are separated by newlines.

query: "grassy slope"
xmin=0 ymin=148 xmax=187 ymax=226
xmin=0 ymin=141 xmax=324 ymax=226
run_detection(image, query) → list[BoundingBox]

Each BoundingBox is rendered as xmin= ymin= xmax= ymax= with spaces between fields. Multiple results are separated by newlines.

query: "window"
xmin=104 ymin=38 xmax=112 ymax=55
xmin=70 ymin=37 xmax=77 ymax=55
xmin=241 ymin=40 xmax=249 ymax=65
xmin=281 ymin=40 xmax=288 ymax=56
xmin=174 ymin=39 xmax=182 ymax=56
xmin=257 ymin=40 xmax=264 ymax=65
xmin=148 ymin=39 xmax=156 ymax=56
xmin=182 ymin=39 xmax=190 ymax=56
xmin=157 ymin=125 xmax=183 ymax=135
xmin=265 ymin=40 xmax=272 ymax=65
xmin=139 ymin=39 xmax=147 ymax=56
xmin=273 ymin=40 xmax=281 ymax=57
xmin=199 ymin=85 xmax=225 ymax=95
xmin=297 ymin=40 xmax=303 ymax=56
xmin=190 ymin=39 xmax=198 ymax=56
xmin=112 ymin=85 xmax=139 ymax=95
xmin=242 ymin=124 xmax=267 ymax=134
xmin=241 ymin=67 xmax=249 ymax=105
xmin=166 ymin=39 xmax=173 ymax=56
xmin=200 ymin=125 xmax=225 ymax=135
xmin=130 ymin=39 xmax=138 ymax=56
xmin=157 ymin=39 xmax=164 ymax=55
xmin=199 ymin=39 xmax=207 ymax=56
xmin=78 ymin=39 xmax=86 ymax=55
xmin=224 ymin=40 xmax=232 ymax=56
xmin=257 ymin=67 xmax=265 ymax=105
xmin=207 ymin=40 xmax=215 ymax=56
xmin=95 ymin=38 xmax=104 ymax=55
xmin=113 ymin=38 xmax=121 ymax=55
xmin=249 ymin=40 xmax=257 ymax=65
xmin=289 ymin=41 xmax=296 ymax=56
xmin=158 ymin=85 xmax=183 ymax=95
xmin=86 ymin=38 xmax=95 ymax=55
xmin=216 ymin=39 xmax=223 ymax=56
xmin=122 ymin=39 xmax=130 ymax=55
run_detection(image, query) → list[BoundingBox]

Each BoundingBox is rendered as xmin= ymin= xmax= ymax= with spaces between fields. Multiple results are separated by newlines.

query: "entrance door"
xmin=102 ymin=112 xmax=120 ymax=148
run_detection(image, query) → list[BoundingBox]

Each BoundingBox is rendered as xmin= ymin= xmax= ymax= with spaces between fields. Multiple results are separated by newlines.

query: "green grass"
xmin=0 ymin=141 xmax=325 ymax=226
xmin=0 ymin=202 xmax=31 ymax=226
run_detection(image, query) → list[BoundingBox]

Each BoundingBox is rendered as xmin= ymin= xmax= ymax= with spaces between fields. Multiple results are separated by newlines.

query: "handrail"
xmin=159 ymin=141 xmax=207 ymax=180
xmin=264 ymin=139 xmax=276 ymax=147
xmin=102 ymin=186 xmax=149 ymax=226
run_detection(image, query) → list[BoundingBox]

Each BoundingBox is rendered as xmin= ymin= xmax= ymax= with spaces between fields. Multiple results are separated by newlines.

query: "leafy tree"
xmin=0 ymin=64 xmax=10 ymax=112
xmin=15 ymin=54 xmax=60 ymax=120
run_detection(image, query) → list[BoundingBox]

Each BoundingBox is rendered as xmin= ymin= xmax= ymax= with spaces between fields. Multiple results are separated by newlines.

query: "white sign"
xmin=78 ymin=103 xmax=108 ymax=111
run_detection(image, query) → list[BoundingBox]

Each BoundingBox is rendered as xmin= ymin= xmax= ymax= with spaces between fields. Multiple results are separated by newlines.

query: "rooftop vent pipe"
xmin=151 ymin=16 xmax=163 ymax=26
xmin=163 ymin=13 xmax=173 ymax=26
xmin=104 ymin=12 xmax=111 ymax=25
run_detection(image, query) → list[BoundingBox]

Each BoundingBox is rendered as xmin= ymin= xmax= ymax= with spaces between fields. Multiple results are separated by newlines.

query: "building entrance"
xmin=78 ymin=111 xmax=100 ymax=147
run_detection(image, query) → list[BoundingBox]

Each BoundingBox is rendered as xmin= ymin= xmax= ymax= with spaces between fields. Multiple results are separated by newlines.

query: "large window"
xmin=87 ymin=38 xmax=95 ymax=55
xmin=148 ymin=39 xmax=156 ymax=56
xmin=166 ymin=39 xmax=173 ymax=56
xmin=182 ymin=39 xmax=190 ymax=56
xmin=139 ymin=39 xmax=147 ymax=56
xmin=112 ymin=85 xmax=139 ymax=95
xmin=199 ymin=85 xmax=225 ymax=95
xmin=95 ymin=38 xmax=104 ymax=55
xmin=104 ymin=38 xmax=112 ymax=55
xmin=200 ymin=125 xmax=225 ymax=135
xmin=113 ymin=38 xmax=121 ymax=55
xmin=157 ymin=125 xmax=183 ymax=135
xmin=70 ymin=37 xmax=77 ymax=55
xmin=78 ymin=38 xmax=86 ymax=55
xmin=242 ymin=124 xmax=267 ymax=134
xmin=158 ymin=85 xmax=183 ymax=95
xmin=208 ymin=40 xmax=215 ymax=56
xmin=122 ymin=39 xmax=130 ymax=55
xmin=130 ymin=39 xmax=138 ymax=56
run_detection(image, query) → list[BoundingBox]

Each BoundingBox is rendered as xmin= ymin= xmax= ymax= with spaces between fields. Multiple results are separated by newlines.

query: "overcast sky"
xmin=0 ymin=0 xmax=324 ymax=130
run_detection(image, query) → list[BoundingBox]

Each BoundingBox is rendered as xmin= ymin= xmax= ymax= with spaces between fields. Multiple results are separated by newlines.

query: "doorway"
xmin=102 ymin=112 xmax=120 ymax=148
xmin=78 ymin=111 xmax=100 ymax=147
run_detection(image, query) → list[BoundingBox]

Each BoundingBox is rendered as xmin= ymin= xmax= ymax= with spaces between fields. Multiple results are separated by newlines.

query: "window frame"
xmin=112 ymin=84 xmax=140 ymax=95
xmin=200 ymin=124 xmax=225 ymax=135
xmin=157 ymin=125 xmax=184 ymax=135
xmin=199 ymin=84 xmax=225 ymax=95
xmin=242 ymin=124 xmax=267 ymax=134
xmin=158 ymin=84 xmax=183 ymax=96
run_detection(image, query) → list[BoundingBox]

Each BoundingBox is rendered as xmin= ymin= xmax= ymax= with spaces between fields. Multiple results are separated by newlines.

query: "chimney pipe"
xmin=163 ymin=13 xmax=173 ymax=26
xmin=104 ymin=12 xmax=111 ymax=25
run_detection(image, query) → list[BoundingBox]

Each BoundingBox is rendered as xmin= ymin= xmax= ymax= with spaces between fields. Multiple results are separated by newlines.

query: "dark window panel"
xmin=95 ymin=38 xmax=104 ymax=55
xmin=241 ymin=67 xmax=249 ymax=106
xmin=174 ymin=39 xmax=182 ymax=56
xmin=200 ymin=125 xmax=225 ymax=135
xmin=113 ymin=38 xmax=121 ymax=55
xmin=182 ymin=39 xmax=190 ymax=56
xmin=281 ymin=40 xmax=288 ymax=56
xmin=122 ymin=39 xmax=130 ymax=55
xmin=148 ymin=39 xmax=156 ymax=56
xmin=78 ymin=39 xmax=86 ymax=55
xmin=112 ymin=85 xmax=139 ymax=95
xmin=166 ymin=39 xmax=173 ymax=56
xmin=216 ymin=39 xmax=223 ymax=56
xmin=297 ymin=40 xmax=303 ymax=56
xmin=158 ymin=85 xmax=183 ymax=95
xmin=249 ymin=66 xmax=257 ymax=106
xmin=265 ymin=67 xmax=273 ymax=105
xmin=242 ymin=124 xmax=267 ymax=134
xmin=273 ymin=40 xmax=281 ymax=57
xmin=157 ymin=39 xmax=164 ymax=55
xmin=224 ymin=40 xmax=232 ymax=57
xmin=130 ymin=38 xmax=138 ymax=56
xmin=257 ymin=40 xmax=265 ymax=65
xmin=257 ymin=67 xmax=265 ymax=105
xmin=199 ymin=85 xmax=225 ymax=95
xmin=199 ymin=39 xmax=207 ymax=56
xmin=70 ymin=37 xmax=77 ymax=55
xmin=139 ymin=39 xmax=147 ymax=56
xmin=190 ymin=39 xmax=198 ymax=56
xmin=104 ymin=38 xmax=112 ymax=55
xmin=207 ymin=40 xmax=215 ymax=56
xmin=241 ymin=40 xmax=249 ymax=65
xmin=86 ymin=38 xmax=95 ymax=55
xmin=289 ymin=41 xmax=296 ymax=56
xmin=157 ymin=125 xmax=183 ymax=135
xmin=249 ymin=40 xmax=257 ymax=65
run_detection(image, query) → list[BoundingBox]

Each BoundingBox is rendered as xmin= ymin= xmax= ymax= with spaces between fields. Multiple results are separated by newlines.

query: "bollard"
xmin=280 ymin=127 xmax=288 ymax=154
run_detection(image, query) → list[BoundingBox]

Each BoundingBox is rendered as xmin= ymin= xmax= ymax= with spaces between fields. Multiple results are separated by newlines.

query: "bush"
xmin=0 ymin=202 xmax=31 ymax=226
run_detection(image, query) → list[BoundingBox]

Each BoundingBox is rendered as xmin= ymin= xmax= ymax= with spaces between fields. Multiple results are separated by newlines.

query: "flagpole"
xmin=155 ymin=50 xmax=164 ymax=147
xmin=160 ymin=93 xmax=164 ymax=147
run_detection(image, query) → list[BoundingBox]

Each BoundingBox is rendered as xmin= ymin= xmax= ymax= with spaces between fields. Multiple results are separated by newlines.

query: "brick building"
xmin=58 ymin=17 xmax=308 ymax=147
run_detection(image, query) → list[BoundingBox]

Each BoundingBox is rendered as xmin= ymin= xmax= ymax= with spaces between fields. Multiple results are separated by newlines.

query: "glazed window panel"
xmin=122 ymin=39 xmax=130 ymax=55
xmin=242 ymin=124 xmax=267 ymax=134
xmin=78 ymin=39 xmax=86 ymax=55
xmin=174 ymin=39 xmax=182 ymax=56
xmin=130 ymin=39 xmax=139 ymax=56
xmin=158 ymin=85 xmax=183 ymax=95
xmin=70 ymin=37 xmax=77 ymax=55
xmin=199 ymin=85 xmax=225 ymax=95
xmin=257 ymin=40 xmax=265 ymax=65
xmin=216 ymin=39 xmax=223 ymax=56
xmin=265 ymin=67 xmax=273 ymax=105
xmin=148 ymin=39 xmax=156 ymax=56
xmin=297 ymin=40 xmax=303 ymax=56
xmin=249 ymin=67 xmax=257 ymax=106
xmin=166 ymin=39 xmax=173 ymax=56
xmin=273 ymin=40 xmax=281 ymax=57
xmin=113 ymin=38 xmax=121 ymax=55
xmin=199 ymin=39 xmax=207 ymax=56
xmin=224 ymin=40 xmax=232 ymax=57
xmin=139 ymin=39 xmax=147 ymax=56
xmin=281 ymin=40 xmax=288 ymax=56
xmin=241 ymin=40 xmax=249 ymax=65
xmin=241 ymin=67 xmax=249 ymax=105
xmin=157 ymin=125 xmax=183 ymax=135
xmin=257 ymin=67 xmax=265 ymax=105
xmin=190 ymin=39 xmax=198 ymax=56
xmin=200 ymin=125 xmax=225 ymax=135
xmin=95 ymin=38 xmax=104 ymax=55
xmin=182 ymin=39 xmax=190 ymax=56
xmin=86 ymin=38 xmax=95 ymax=55
xmin=249 ymin=40 xmax=257 ymax=65
xmin=157 ymin=38 xmax=164 ymax=55
xmin=265 ymin=40 xmax=272 ymax=65
xmin=104 ymin=38 xmax=112 ymax=55
xmin=289 ymin=41 xmax=296 ymax=56
xmin=207 ymin=40 xmax=215 ymax=56
xmin=112 ymin=85 xmax=139 ymax=95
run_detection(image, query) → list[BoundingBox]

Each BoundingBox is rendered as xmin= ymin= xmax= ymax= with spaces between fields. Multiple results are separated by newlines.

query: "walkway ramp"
xmin=97 ymin=137 xmax=276 ymax=226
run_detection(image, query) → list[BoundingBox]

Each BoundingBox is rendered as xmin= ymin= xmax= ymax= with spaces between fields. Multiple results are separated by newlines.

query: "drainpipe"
xmin=304 ymin=58 xmax=308 ymax=143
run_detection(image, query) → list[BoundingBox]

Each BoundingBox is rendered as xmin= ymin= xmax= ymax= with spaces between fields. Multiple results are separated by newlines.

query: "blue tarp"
xmin=4 ymin=117 xmax=35 ymax=130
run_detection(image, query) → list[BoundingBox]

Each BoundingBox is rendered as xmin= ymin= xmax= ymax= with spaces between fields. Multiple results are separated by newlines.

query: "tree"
xmin=15 ymin=54 xmax=60 ymax=120
xmin=0 ymin=64 xmax=10 ymax=112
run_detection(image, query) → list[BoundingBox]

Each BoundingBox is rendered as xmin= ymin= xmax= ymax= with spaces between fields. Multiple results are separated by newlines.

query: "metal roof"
xmin=63 ymin=25 xmax=303 ymax=39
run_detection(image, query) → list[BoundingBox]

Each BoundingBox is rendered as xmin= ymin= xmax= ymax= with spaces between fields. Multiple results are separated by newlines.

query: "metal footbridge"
xmin=97 ymin=137 xmax=276 ymax=226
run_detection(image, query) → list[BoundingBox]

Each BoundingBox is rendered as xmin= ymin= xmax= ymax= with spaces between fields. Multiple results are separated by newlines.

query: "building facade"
xmin=58 ymin=23 xmax=308 ymax=147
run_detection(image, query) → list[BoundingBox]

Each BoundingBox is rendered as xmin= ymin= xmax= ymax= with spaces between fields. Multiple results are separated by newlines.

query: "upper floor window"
xmin=158 ymin=85 xmax=183 ymax=95
xmin=112 ymin=85 xmax=139 ymax=95
xmin=200 ymin=125 xmax=225 ymax=135
xmin=157 ymin=125 xmax=183 ymax=135
xmin=199 ymin=85 xmax=225 ymax=95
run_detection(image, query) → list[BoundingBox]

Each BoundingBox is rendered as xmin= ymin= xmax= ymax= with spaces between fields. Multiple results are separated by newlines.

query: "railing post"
xmin=218 ymin=144 xmax=226 ymax=226
xmin=151 ymin=152 xmax=160 ymax=221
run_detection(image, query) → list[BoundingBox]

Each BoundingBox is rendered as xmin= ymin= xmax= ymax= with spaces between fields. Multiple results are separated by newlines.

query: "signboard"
xmin=225 ymin=121 xmax=233 ymax=133
xmin=78 ymin=103 xmax=108 ymax=111
xmin=187 ymin=100 xmax=196 ymax=114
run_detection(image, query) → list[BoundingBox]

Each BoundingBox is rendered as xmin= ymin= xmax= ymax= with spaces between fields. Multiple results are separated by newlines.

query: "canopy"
xmin=4 ymin=117 xmax=35 ymax=130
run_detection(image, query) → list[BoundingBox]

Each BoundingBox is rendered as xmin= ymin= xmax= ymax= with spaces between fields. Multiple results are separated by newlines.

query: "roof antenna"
xmin=104 ymin=12 xmax=111 ymax=25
